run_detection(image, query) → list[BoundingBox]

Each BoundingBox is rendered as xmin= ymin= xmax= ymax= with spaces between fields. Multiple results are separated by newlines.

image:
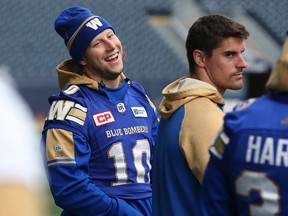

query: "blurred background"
xmin=0 ymin=0 xmax=287 ymax=215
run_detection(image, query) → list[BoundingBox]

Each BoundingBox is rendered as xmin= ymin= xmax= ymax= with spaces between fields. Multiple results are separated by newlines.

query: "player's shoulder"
xmin=45 ymin=85 xmax=88 ymax=130
xmin=225 ymin=96 xmax=264 ymax=122
xmin=129 ymin=81 xmax=157 ymax=111
xmin=232 ymin=94 xmax=274 ymax=112
xmin=49 ymin=84 xmax=98 ymax=111
xmin=226 ymin=95 xmax=272 ymax=122
xmin=50 ymin=84 xmax=88 ymax=103
xmin=129 ymin=81 xmax=146 ymax=96
xmin=221 ymin=96 xmax=275 ymax=141
xmin=233 ymin=97 xmax=257 ymax=112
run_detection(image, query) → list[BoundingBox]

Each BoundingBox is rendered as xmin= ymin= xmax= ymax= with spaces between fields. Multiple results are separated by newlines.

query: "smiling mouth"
xmin=105 ymin=53 xmax=119 ymax=62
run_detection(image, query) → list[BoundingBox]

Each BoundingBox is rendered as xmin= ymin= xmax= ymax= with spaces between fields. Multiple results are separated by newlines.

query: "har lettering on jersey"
xmin=246 ymin=135 xmax=288 ymax=167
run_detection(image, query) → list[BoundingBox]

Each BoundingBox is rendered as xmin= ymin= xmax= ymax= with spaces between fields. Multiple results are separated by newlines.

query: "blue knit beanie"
xmin=54 ymin=6 xmax=114 ymax=63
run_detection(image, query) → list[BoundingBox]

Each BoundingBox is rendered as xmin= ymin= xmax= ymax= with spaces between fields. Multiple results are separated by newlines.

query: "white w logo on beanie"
xmin=86 ymin=18 xmax=104 ymax=30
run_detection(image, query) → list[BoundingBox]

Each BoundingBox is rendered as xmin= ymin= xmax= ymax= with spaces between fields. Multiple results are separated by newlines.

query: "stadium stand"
xmin=195 ymin=0 xmax=288 ymax=45
xmin=0 ymin=0 xmax=186 ymax=114
xmin=0 ymin=0 xmax=286 ymax=115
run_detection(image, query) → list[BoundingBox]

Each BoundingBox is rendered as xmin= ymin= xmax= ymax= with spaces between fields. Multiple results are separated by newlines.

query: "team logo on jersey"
xmin=93 ymin=111 xmax=115 ymax=126
xmin=117 ymin=103 xmax=126 ymax=113
xmin=131 ymin=107 xmax=147 ymax=117
xmin=54 ymin=144 xmax=64 ymax=157
xmin=47 ymin=100 xmax=87 ymax=126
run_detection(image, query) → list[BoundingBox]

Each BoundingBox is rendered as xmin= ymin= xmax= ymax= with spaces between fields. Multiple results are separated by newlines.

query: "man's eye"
xmin=226 ymin=52 xmax=235 ymax=57
xmin=93 ymin=41 xmax=101 ymax=47
xmin=108 ymin=33 xmax=115 ymax=39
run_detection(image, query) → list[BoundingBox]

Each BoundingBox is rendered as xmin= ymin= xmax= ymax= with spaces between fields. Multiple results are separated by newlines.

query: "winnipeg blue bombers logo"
xmin=86 ymin=17 xmax=104 ymax=30
xmin=117 ymin=103 xmax=126 ymax=113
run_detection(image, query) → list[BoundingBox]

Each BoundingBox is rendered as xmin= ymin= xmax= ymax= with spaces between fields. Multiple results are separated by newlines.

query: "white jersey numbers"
xmin=108 ymin=139 xmax=151 ymax=186
xmin=236 ymin=171 xmax=279 ymax=216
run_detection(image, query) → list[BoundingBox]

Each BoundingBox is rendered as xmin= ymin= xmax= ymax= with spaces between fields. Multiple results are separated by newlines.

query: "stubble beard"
xmin=95 ymin=52 xmax=126 ymax=81
xmin=90 ymin=61 xmax=124 ymax=81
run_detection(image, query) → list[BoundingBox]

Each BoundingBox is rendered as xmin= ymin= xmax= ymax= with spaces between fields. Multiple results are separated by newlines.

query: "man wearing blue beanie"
xmin=41 ymin=6 xmax=158 ymax=216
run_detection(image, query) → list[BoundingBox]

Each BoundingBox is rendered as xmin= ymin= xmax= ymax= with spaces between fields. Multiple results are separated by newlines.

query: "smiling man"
xmin=41 ymin=6 xmax=158 ymax=216
xmin=152 ymin=14 xmax=249 ymax=216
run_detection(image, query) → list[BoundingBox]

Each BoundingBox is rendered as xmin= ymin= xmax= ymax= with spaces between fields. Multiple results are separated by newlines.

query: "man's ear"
xmin=79 ymin=57 xmax=86 ymax=66
xmin=193 ymin=49 xmax=206 ymax=67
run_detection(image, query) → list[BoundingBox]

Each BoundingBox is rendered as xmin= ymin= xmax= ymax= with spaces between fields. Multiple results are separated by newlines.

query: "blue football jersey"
xmin=41 ymin=80 xmax=158 ymax=215
xmin=201 ymin=93 xmax=288 ymax=216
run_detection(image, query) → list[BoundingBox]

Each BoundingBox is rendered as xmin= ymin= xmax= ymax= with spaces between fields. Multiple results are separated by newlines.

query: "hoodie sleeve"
xmin=179 ymin=97 xmax=224 ymax=183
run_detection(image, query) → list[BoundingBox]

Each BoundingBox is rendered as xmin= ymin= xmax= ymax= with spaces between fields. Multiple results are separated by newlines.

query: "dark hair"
xmin=185 ymin=14 xmax=249 ymax=73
